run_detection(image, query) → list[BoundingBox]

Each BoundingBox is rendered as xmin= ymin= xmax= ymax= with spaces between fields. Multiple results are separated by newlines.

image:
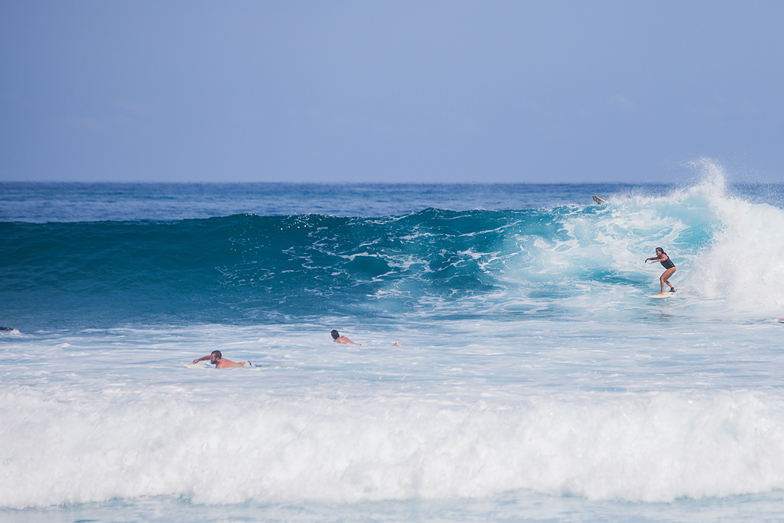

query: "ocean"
xmin=2 ymin=162 xmax=784 ymax=522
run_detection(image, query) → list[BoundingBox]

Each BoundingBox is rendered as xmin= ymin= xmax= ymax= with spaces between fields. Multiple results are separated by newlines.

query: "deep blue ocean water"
xmin=3 ymin=163 xmax=784 ymax=521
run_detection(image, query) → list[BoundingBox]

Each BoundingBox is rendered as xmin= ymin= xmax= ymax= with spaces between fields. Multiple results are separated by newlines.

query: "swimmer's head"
xmin=210 ymin=350 xmax=222 ymax=363
xmin=331 ymin=330 xmax=340 ymax=340
xmin=656 ymin=247 xmax=665 ymax=255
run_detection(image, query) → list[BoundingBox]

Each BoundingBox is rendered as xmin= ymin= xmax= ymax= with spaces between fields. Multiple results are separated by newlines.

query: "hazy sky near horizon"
xmin=2 ymin=1 xmax=783 ymax=184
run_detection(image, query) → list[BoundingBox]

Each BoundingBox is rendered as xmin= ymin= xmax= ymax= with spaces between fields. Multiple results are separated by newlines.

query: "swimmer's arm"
xmin=192 ymin=355 xmax=212 ymax=364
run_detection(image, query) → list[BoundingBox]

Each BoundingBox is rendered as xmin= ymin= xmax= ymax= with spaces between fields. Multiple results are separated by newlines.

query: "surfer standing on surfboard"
xmin=645 ymin=247 xmax=676 ymax=295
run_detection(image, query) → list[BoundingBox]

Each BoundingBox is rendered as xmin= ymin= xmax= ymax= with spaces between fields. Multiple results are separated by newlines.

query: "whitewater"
xmin=2 ymin=163 xmax=784 ymax=522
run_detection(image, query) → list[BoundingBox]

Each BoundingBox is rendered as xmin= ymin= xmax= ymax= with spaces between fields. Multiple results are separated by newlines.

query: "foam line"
xmin=3 ymin=386 xmax=784 ymax=508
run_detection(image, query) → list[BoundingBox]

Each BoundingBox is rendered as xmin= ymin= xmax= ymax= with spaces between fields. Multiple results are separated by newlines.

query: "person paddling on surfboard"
xmin=192 ymin=350 xmax=250 ymax=368
xmin=644 ymin=247 xmax=676 ymax=295
xmin=331 ymin=330 xmax=356 ymax=344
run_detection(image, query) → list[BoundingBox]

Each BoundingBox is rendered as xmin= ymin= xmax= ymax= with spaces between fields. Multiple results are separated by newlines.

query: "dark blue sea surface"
xmin=0 ymin=182 xmax=671 ymax=221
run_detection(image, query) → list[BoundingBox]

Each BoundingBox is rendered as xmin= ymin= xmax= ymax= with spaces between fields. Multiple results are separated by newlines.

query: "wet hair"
xmin=656 ymin=247 xmax=666 ymax=255
xmin=211 ymin=350 xmax=222 ymax=359
xmin=331 ymin=330 xmax=340 ymax=340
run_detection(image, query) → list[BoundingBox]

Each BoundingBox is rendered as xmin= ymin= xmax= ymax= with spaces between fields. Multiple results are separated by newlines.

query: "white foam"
xmin=511 ymin=159 xmax=784 ymax=316
xmin=678 ymin=162 xmax=784 ymax=312
xmin=3 ymin=384 xmax=784 ymax=508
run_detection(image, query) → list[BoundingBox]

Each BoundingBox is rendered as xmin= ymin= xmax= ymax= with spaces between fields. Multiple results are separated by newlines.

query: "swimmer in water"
xmin=192 ymin=350 xmax=250 ymax=368
xmin=0 ymin=327 xmax=20 ymax=334
xmin=331 ymin=330 xmax=356 ymax=344
xmin=645 ymin=247 xmax=676 ymax=295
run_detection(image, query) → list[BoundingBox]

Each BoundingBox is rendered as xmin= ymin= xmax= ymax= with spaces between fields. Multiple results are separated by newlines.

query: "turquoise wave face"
xmin=0 ymin=210 xmax=537 ymax=327
xmin=4 ymin=173 xmax=784 ymax=330
xmin=0 ymin=200 xmax=712 ymax=329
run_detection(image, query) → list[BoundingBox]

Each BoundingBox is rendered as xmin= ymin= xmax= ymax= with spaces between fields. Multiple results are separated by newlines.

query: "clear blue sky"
xmin=1 ymin=1 xmax=783 ymax=183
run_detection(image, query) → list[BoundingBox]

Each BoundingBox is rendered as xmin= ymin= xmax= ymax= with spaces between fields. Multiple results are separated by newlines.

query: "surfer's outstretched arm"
xmin=193 ymin=350 xmax=247 ymax=368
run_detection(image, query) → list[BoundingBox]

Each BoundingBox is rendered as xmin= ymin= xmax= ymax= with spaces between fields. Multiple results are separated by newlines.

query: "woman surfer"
xmin=645 ymin=247 xmax=676 ymax=295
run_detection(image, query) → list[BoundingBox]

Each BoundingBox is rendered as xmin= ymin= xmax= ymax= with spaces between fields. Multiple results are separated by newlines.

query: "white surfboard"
xmin=646 ymin=293 xmax=676 ymax=299
xmin=181 ymin=362 xmax=211 ymax=369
